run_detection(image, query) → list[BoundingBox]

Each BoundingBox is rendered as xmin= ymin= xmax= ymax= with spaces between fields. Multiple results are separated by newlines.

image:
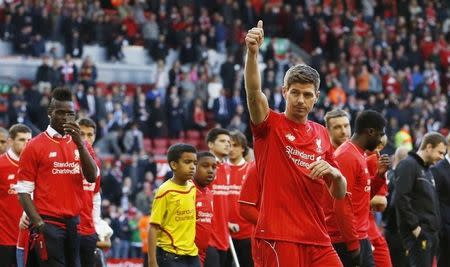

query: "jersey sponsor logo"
xmin=49 ymin=152 xmax=57 ymax=158
xmin=52 ymin=161 xmax=81 ymax=175
xmin=197 ymin=211 xmax=213 ymax=223
xmin=285 ymin=145 xmax=316 ymax=168
xmin=7 ymin=174 xmax=15 ymax=180
xmin=285 ymin=133 xmax=295 ymax=142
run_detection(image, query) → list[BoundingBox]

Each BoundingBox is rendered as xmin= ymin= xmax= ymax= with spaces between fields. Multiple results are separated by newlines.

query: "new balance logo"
xmin=7 ymin=174 xmax=15 ymax=180
xmin=49 ymin=152 xmax=57 ymax=158
xmin=197 ymin=202 xmax=203 ymax=207
xmin=285 ymin=133 xmax=295 ymax=142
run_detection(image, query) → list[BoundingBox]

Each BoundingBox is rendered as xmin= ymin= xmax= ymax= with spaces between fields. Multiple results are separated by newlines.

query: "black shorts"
xmin=0 ymin=245 xmax=16 ymax=267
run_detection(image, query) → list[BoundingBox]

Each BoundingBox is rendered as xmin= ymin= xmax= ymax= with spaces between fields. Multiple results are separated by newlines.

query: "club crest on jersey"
xmin=316 ymin=138 xmax=322 ymax=153
xmin=285 ymin=133 xmax=295 ymax=142
xmin=74 ymin=149 xmax=80 ymax=161
xmin=7 ymin=174 xmax=15 ymax=180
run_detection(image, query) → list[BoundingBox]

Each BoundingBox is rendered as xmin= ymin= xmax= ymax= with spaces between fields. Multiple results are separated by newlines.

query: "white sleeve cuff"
xmin=14 ymin=181 xmax=35 ymax=194
xmin=92 ymin=192 xmax=102 ymax=225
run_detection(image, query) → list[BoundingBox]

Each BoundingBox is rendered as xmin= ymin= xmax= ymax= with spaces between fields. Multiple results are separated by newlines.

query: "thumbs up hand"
xmin=245 ymin=20 xmax=264 ymax=54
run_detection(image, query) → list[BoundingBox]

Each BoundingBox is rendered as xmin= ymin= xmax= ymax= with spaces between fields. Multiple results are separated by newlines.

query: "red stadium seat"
xmin=169 ymin=138 xmax=184 ymax=145
xmin=143 ymin=138 xmax=152 ymax=152
xmin=153 ymin=138 xmax=168 ymax=149
xmin=152 ymin=147 xmax=167 ymax=156
xmin=18 ymin=79 xmax=33 ymax=89
xmin=186 ymin=130 xmax=200 ymax=139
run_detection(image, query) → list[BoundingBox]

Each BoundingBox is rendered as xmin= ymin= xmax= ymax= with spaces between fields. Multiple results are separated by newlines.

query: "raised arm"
xmin=244 ymin=20 xmax=269 ymax=125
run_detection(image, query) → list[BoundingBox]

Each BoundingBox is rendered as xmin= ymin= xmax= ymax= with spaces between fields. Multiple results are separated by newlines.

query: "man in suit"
xmin=431 ymin=133 xmax=450 ymax=267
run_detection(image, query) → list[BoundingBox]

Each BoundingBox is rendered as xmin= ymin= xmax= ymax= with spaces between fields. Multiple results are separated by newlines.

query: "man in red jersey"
xmin=15 ymin=88 xmax=98 ymax=266
xmin=244 ymin=20 xmax=347 ymax=267
xmin=324 ymin=109 xmax=351 ymax=149
xmin=238 ymin=163 xmax=260 ymax=267
xmin=365 ymin=136 xmax=392 ymax=267
xmin=193 ymin=152 xmax=216 ymax=266
xmin=0 ymin=124 xmax=31 ymax=266
xmin=204 ymin=128 xmax=231 ymax=267
xmin=227 ymin=130 xmax=254 ymax=267
xmin=77 ymin=117 xmax=103 ymax=267
xmin=329 ymin=110 xmax=387 ymax=267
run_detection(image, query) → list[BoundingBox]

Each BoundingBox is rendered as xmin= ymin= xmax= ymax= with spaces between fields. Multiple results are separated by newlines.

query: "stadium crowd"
xmin=0 ymin=0 xmax=450 ymax=264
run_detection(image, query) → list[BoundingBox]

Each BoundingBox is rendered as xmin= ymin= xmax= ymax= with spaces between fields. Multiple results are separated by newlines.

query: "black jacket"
xmin=431 ymin=157 xmax=450 ymax=227
xmin=394 ymin=152 xmax=441 ymax=238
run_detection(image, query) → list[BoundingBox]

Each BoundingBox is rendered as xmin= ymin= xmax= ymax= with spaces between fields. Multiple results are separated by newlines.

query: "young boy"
xmin=148 ymin=144 xmax=200 ymax=267
xmin=193 ymin=152 xmax=216 ymax=266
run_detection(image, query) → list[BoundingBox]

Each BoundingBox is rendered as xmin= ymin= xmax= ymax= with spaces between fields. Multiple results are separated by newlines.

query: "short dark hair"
xmin=9 ymin=124 xmax=31 ymax=139
xmin=354 ymin=110 xmax=386 ymax=134
xmin=230 ymin=130 xmax=248 ymax=157
xmin=52 ymin=87 xmax=73 ymax=102
xmin=206 ymin=128 xmax=230 ymax=144
xmin=197 ymin=151 xmax=216 ymax=161
xmin=283 ymin=64 xmax=320 ymax=91
xmin=324 ymin=109 xmax=350 ymax=128
xmin=49 ymin=87 xmax=73 ymax=113
xmin=167 ymin=143 xmax=197 ymax=167
xmin=419 ymin=132 xmax=447 ymax=150
xmin=77 ymin=117 xmax=97 ymax=132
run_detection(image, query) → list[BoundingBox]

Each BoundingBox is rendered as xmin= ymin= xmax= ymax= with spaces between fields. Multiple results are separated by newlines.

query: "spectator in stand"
xmin=191 ymin=98 xmax=207 ymax=131
xmin=35 ymin=55 xmax=53 ymax=92
xmin=79 ymin=56 xmax=98 ymax=88
xmin=108 ymin=34 xmax=125 ymax=61
xmin=135 ymin=181 xmax=153 ymax=215
xmin=179 ymin=36 xmax=198 ymax=64
xmin=220 ymin=54 xmax=237 ymax=95
xmin=123 ymin=122 xmax=144 ymax=154
xmin=213 ymin=89 xmax=232 ymax=128
xmin=60 ymin=54 xmax=78 ymax=85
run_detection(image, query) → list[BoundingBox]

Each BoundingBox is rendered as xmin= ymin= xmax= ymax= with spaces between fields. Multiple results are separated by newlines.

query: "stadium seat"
xmin=153 ymin=138 xmax=168 ymax=149
xmin=186 ymin=130 xmax=201 ymax=139
xmin=169 ymin=138 xmax=184 ymax=145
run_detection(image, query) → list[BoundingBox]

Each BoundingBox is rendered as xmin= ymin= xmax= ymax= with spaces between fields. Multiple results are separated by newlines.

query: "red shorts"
xmin=371 ymin=236 xmax=392 ymax=267
xmin=253 ymin=239 xmax=343 ymax=267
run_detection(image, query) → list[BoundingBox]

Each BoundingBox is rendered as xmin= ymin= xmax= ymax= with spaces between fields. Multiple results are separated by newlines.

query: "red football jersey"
xmin=194 ymin=182 xmax=214 ymax=259
xmin=366 ymin=153 xmax=387 ymax=240
xmin=208 ymin=161 xmax=231 ymax=250
xmin=0 ymin=150 xmax=22 ymax=245
xmin=16 ymin=130 xmax=93 ymax=221
xmin=366 ymin=153 xmax=388 ymax=196
xmin=330 ymin=141 xmax=371 ymax=250
xmin=228 ymin=160 xmax=254 ymax=239
xmin=251 ymin=110 xmax=337 ymax=245
xmin=78 ymin=156 xmax=101 ymax=236
xmin=238 ymin=162 xmax=260 ymax=209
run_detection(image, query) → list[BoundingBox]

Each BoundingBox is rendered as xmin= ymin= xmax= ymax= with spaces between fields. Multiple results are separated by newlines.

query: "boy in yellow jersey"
xmin=148 ymin=143 xmax=200 ymax=267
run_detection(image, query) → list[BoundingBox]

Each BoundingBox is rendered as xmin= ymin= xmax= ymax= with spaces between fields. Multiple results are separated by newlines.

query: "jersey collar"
xmin=7 ymin=148 xmax=19 ymax=162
